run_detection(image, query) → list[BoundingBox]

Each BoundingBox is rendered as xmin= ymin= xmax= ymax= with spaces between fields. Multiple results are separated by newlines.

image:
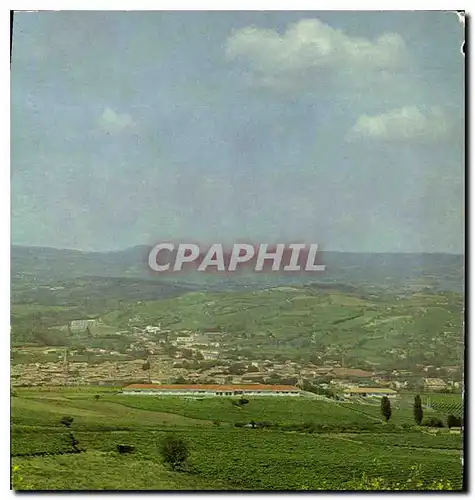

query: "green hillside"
xmin=98 ymin=287 xmax=463 ymax=367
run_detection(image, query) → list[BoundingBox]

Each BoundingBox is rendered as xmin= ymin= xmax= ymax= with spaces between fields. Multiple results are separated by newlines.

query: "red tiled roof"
xmin=123 ymin=383 xmax=300 ymax=391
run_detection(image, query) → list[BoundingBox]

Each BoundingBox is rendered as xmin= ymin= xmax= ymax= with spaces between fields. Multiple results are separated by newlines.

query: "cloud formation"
xmin=346 ymin=106 xmax=453 ymax=142
xmin=11 ymin=12 xmax=464 ymax=253
xmin=98 ymin=107 xmax=137 ymax=135
xmin=226 ymin=19 xmax=409 ymax=90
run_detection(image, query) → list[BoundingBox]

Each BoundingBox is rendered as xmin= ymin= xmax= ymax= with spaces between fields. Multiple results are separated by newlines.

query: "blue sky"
xmin=11 ymin=11 xmax=464 ymax=253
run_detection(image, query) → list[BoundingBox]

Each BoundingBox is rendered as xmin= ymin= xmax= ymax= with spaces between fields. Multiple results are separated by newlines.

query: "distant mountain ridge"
xmin=11 ymin=245 xmax=464 ymax=293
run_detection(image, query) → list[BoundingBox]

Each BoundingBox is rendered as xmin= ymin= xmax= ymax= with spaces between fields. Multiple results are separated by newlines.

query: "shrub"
xmin=255 ymin=421 xmax=274 ymax=429
xmin=117 ymin=444 xmax=135 ymax=454
xmin=60 ymin=416 xmax=74 ymax=428
xmin=159 ymin=435 xmax=190 ymax=471
xmin=280 ymin=424 xmax=298 ymax=432
xmin=447 ymin=415 xmax=462 ymax=428
xmin=69 ymin=432 xmax=80 ymax=451
xmin=232 ymin=398 xmax=250 ymax=407
xmin=301 ymin=422 xmax=319 ymax=433
xmin=259 ymin=421 xmax=274 ymax=429
xmin=423 ymin=417 xmax=444 ymax=428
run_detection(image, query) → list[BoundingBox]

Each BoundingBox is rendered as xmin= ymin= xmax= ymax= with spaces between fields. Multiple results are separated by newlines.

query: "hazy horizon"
xmin=10 ymin=242 xmax=465 ymax=256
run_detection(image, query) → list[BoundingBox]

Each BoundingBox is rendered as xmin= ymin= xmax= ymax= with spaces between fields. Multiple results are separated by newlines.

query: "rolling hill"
xmin=12 ymin=245 xmax=464 ymax=293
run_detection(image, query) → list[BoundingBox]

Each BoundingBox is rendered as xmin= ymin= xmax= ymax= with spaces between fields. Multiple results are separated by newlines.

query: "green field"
xmin=11 ymin=388 xmax=464 ymax=491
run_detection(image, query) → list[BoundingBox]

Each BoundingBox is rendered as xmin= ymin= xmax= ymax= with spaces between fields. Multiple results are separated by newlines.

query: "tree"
xmin=380 ymin=396 xmax=392 ymax=422
xmin=309 ymin=353 xmax=321 ymax=365
xmin=228 ymin=363 xmax=246 ymax=375
xmin=142 ymin=359 xmax=151 ymax=383
xmin=173 ymin=376 xmax=188 ymax=384
xmin=413 ymin=394 xmax=423 ymax=425
xmin=75 ymin=345 xmax=87 ymax=355
xmin=142 ymin=361 xmax=150 ymax=371
xmin=117 ymin=444 xmax=135 ymax=454
xmin=246 ymin=364 xmax=259 ymax=373
xmin=159 ymin=435 xmax=190 ymax=470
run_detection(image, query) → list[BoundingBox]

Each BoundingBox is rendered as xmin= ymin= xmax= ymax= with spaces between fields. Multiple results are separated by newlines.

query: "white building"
xmin=122 ymin=383 xmax=301 ymax=397
xmin=343 ymin=387 xmax=398 ymax=399
xmin=175 ymin=336 xmax=193 ymax=345
xmin=201 ymin=351 xmax=219 ymax=360
xmin=145 ymin=325 xmax=161 ymax=334
xmin=70 ymin=319 xmax=95 ymax=332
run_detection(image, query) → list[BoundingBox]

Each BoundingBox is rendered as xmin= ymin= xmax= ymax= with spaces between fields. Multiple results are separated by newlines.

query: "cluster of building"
xmin=11 ymin=321 xmax=462 ymax=396
xmin=11 ymin=358 xmax=151 ymax=387
xmin=69 ymin=319 xmax=96 ymax=333
xmin=173 ymin=331 xmax=221 ymax=348
xmin=11 ymin=341 xmax=462 ymax=394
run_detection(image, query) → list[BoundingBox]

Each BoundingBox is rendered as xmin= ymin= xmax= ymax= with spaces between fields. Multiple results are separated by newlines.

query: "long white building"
xmin=122 ymin=383 xmax=301 ymax=397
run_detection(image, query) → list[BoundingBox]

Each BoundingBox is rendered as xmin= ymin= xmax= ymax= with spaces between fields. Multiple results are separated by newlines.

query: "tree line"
xmin=380 ymin=395 xmax=463 ymax=428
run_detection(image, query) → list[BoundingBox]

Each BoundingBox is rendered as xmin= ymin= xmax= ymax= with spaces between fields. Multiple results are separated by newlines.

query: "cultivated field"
xmin=11 ymin=388 xmax=464 ymax=491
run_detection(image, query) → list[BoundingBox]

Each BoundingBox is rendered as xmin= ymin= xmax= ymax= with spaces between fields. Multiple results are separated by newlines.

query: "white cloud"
xmin=225 ymin=19 xmax=409 ymax=90
xmin=346 ymin=106 xmax=453 ymax=142
xmin=98 ymin=107 xmax=137 ymax=134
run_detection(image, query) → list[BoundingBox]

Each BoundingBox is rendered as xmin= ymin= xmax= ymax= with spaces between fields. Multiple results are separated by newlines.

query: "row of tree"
xmin=380 ymin=395 xmax=462 ymax=428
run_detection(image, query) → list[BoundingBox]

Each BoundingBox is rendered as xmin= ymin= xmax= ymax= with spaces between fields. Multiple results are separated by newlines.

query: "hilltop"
xmin=12 ymin=245 xmax=464 ymax=293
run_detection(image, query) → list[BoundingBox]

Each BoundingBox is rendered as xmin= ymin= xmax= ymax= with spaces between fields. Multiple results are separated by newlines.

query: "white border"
xmin=5 ymin=4 xmax=469 ymax=499
xmin=4 ymin=2 xmax=472 ymax=11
